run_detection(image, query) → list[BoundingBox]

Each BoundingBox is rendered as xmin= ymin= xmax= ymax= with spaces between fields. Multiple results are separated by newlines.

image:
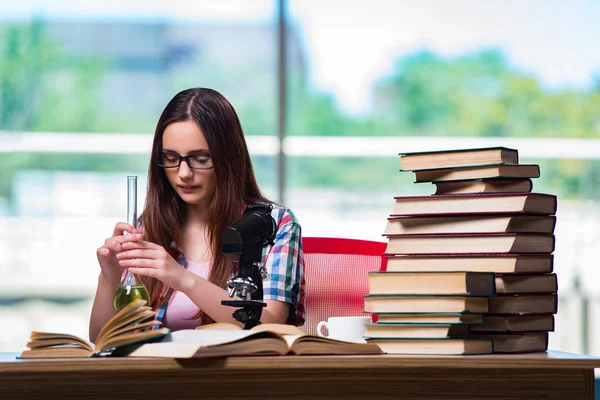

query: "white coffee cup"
xmin=316 ymin=316 xmax=371 ymax=343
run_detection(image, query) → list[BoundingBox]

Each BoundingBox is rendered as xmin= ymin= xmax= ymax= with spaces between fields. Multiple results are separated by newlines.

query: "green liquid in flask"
xmin=113 ymin=284 xmax=151 ymax=311
xmin=112 ymin=176 xmax=150 ymax=311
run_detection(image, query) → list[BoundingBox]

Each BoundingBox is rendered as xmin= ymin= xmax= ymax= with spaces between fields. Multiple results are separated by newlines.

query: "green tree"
xmin=0 ymin=20 xmax=142 ymax=202
xmin=372 ymin=49 xmax=600 ymax=140
xmin=369 ymin=49 xmax=600 ymax=198
xmin=0 ymin=20 xmax=60 ymax=130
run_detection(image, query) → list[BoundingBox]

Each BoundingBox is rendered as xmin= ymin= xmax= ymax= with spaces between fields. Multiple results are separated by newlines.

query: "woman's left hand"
xmin=116 ymin=241 xmax=193 ymax=291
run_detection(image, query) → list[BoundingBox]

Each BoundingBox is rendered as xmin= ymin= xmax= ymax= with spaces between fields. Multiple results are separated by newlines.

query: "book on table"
xmin=368 ymin=271 xmax=496 ymax=296
xmin=469 ymin=332 xmax=549 ymax=353
xmin=364 ymin=337 xmax=493 ymax=355
xmin=391 ymin=193 xmax=557 ymax=216
xmin=373 ymin=312 xmax=484 ymax=325
xmin=433 ymin=178 xmax=533 ymax=195
xmin=495 ymin=273 xmax=558 ymax=294
xmin=413 ymin=164 xmax=540 ymax=183
xmin=398 ymin=146 xmax=519 ymax=171
xmin=123 ymin=322 xmax=383 ymax=358
xmin=19 ymin=299 xmax=169 ymax=359
xmin=487 ymin=294 xmax=558 ymax=314
xmin=382 ymin=253 xmax=554 ymax=274
xmin=469 ymin=314 xmax=555 ymax=333
xmin=384 ymin=233 xmax=555 ymax=255
xmin=364 ymin=295 xmax=489 ymax=314
xmin=363 ymin=323 xmax=469 ymax=339
xmin=369 ymin=272 xmax=557 ymax=298
xmin=384 ymin=214 xmax=556 ymax=235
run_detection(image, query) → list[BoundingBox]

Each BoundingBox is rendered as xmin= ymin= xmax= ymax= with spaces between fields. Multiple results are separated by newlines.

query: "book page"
xmin=96 ymin=299 xmax=148 ymax=341
xmin=28 ymin=332 xmax=94 ymax=352
xmin=19 ymin=345 xmax=94 ymax=359
xmin=167 ymin=329 xmax=263 ymax=345
xmin=197 ymin=323 xmax=304 ymax=336
xmin=252 ymin=324 xmax=304 ymax=335
xmin=99 ymin=319 xmax=162 ymax=343
xmin=97 ymin=327 xmax=169 ymax=353
xmin=126 ymin=329 xmax=288 ymax=358
xmin=196 ymin=322 xmax=241 ymax=330
xmin=285 ymin=334 xmax=367 ymax=346
xmin=283 ymin=334 xmax=384 ymax=355
xmin=283 ymin=334 xmax=303 ymax=347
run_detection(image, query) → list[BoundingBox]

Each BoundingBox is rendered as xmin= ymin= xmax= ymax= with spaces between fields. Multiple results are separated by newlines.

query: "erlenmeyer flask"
xmin=113 ymin=176 xmax=150 ymax=311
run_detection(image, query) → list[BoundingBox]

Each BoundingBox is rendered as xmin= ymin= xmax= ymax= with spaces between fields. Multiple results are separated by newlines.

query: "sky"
xmin=290 ymin=0 xmax=600 ymax=114
xmin=1 ymin=0 xmax=599 ymax=114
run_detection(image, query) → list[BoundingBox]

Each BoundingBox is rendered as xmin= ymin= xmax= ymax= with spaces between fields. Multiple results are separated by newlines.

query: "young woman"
xmin=89 ymin=88 xmax=305 ymax=342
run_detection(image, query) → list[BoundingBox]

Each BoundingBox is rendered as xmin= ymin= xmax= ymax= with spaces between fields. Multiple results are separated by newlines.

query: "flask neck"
xmin=120 ymin=270 xmax=143 ymax=287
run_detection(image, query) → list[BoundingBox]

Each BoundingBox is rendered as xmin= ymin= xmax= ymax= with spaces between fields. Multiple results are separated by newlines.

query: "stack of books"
xmin=363 ymin=147 xmax=558 ymax=355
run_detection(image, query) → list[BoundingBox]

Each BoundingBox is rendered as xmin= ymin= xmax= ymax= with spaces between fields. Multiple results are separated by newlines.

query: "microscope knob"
xmin=260 ymin=266 xmax=268 ymax=280
xmin=228 ymin=286 xmax=236 ymax=298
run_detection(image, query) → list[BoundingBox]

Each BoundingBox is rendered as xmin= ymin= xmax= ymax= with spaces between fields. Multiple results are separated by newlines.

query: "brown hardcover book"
xmin=364 ymin=323 xmax=469 ymax=339
xmin=19 ymin=300 xmax=169 ymax=359
xmin=383 ymin=254 xmax=554 ymax=274
xmin=414 ymin=164 xmax=540 ymax=183
xmin=488 ymin=294 xmax=557 ymax=314
xmin=399 ymin=147 xmax=519 ymax=171
xmin=495 ymin=274 xmax=558 ymax=294
xmin=368 ymin=271 xmax=495 ymax=296
xmin=364 ymin=338 xmax=492 ymax=355
xmin=469 ymin=314 xmax=555 ymax=333
xmin=434 ymin=178 xmax=533 ymax=195
xmin=469 ymin=332 xmax=549 ymax=353
xmin=385 ymin=233 xmax=555 ymax=255
xmin=384 ymin=215 xmax=556 ymax=235
xmin=364 ymin=295 xmax=489 ymax=314
xmin=374 ymin=313 xmax=484 ymax=324
xmin=392 ymin=193 xmax=557 ymax=216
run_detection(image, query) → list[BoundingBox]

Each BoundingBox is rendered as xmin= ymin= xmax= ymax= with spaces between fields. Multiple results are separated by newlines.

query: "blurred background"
xmin=1 ymin=0 xmax=599 ymax=357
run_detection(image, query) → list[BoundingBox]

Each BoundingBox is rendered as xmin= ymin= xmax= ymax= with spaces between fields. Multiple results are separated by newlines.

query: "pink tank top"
xmin=162 ymin=259 xmax=210 ymax=331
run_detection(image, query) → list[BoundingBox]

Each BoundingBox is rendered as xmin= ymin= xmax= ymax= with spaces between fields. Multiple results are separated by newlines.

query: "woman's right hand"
xmin=96 ymin=222 xmax=143 ymax=283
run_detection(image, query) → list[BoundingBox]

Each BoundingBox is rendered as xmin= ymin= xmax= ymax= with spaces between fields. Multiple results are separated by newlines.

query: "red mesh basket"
xmin=300 ymin=237 xmax=387 ymax=336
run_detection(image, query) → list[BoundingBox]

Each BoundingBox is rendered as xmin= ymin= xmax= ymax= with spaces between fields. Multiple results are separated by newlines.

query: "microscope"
xmin=221 ymin=203 xmax=276 ymax=329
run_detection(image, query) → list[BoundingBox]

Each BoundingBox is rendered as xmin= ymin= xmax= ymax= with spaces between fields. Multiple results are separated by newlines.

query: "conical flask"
xmin=112 ymin=176 xmax=151 ymax=311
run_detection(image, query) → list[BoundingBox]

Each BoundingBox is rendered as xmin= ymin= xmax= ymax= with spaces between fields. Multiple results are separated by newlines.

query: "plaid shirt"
xmin=156 ymin=204 xmax=306 ymax=326
xmin=261 ymin=205 xmax=305 ymax=326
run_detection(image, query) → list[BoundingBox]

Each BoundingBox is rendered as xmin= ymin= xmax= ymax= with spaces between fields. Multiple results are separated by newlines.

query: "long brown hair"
xmin=141 ymin=88 xmax=269 ymax=323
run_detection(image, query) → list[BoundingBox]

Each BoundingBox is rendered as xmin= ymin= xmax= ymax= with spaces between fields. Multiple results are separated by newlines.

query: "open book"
xmin=19 ymin=299 xmax=169 ymax=358
xmin=124 ymin=322 xmax=384 ymax=358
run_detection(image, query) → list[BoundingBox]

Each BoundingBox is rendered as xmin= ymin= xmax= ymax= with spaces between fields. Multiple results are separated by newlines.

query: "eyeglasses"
xmin=158 ymin=153 xmax=214 ymax=170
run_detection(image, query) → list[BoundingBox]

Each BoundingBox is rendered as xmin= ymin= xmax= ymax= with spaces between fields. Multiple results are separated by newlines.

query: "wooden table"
xmin=0 ymin=351 xmax=598 ymax=399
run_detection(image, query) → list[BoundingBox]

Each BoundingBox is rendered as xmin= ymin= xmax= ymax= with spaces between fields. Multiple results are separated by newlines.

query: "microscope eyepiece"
xmin=221 ymin=203 xmax=276 ymax=263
